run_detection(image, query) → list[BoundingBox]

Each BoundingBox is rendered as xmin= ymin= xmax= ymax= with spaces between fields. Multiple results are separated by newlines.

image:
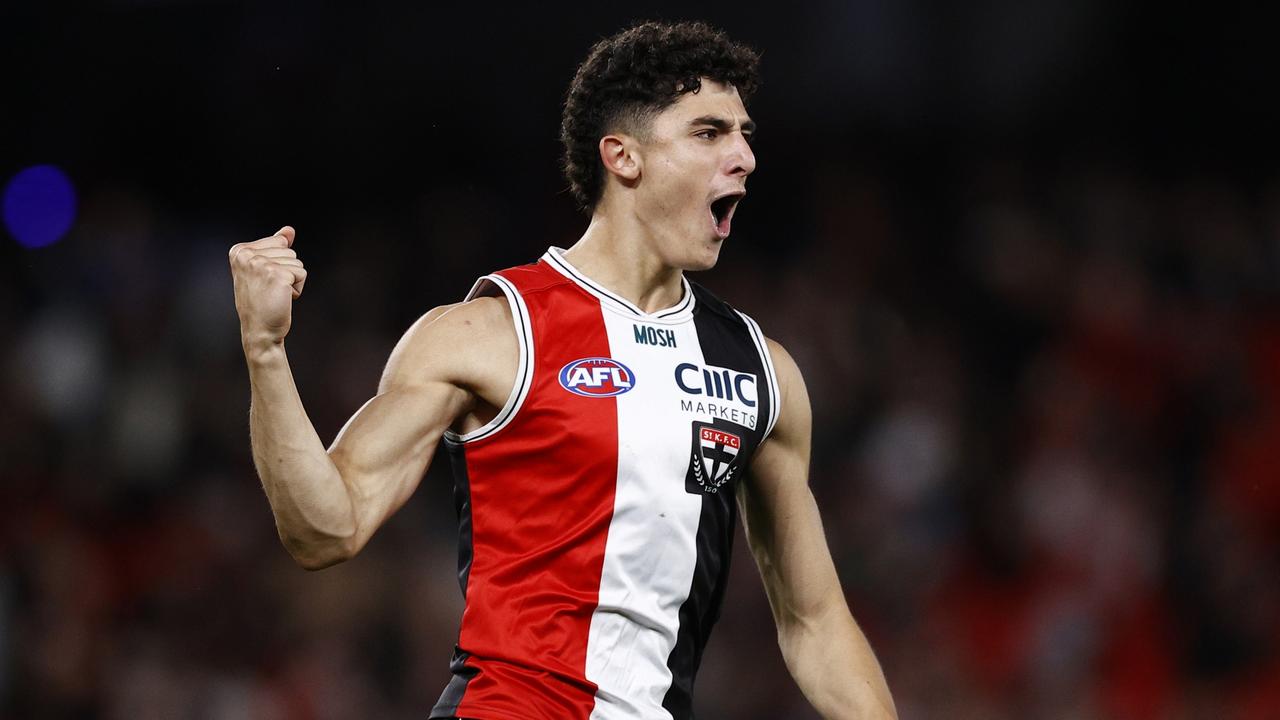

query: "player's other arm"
xmin=230 ymin=227 xmax=507 ymax=569
xmin=739 ymin=339 xmax=897 ymax=720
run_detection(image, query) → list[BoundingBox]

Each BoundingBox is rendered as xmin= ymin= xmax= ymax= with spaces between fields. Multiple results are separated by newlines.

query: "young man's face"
xmin=630 ymin=79 xmax=756 ymax=271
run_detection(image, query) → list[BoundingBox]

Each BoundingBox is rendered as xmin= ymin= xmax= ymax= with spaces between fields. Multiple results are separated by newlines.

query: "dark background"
xmin=3 ymin=2 xmax=1278 ymax=718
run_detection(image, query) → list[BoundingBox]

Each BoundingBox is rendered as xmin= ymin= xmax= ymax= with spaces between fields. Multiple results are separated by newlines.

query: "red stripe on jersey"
xmin=454 ymin=261 xmax=617 ymax=720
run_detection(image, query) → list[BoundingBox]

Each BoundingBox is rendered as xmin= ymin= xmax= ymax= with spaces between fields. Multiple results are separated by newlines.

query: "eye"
xmin=695 ymin=128 xmax=718 ymax=140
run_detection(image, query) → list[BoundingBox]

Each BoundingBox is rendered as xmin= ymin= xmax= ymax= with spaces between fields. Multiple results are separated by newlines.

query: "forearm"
xmin=778 ymin=604 xmax=897 ymax=720
xmin=244 ymin=340 xmax=355 ymax=568
xmin=744 ymin=341 xmax=896 ymax=718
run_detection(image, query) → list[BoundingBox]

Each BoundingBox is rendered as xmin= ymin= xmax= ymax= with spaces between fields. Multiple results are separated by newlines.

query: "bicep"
xmin=328 ymin=381 xmax=468 ymax=533
xmin=325 ymin=304 xmax=485 ymax=550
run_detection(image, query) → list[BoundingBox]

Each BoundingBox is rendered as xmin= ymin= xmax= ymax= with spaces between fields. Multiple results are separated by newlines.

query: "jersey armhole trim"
xmin=736 ymin=310 xmax=781 ymax=440
xmin=443 ymin=274 xmax=534 ymax=444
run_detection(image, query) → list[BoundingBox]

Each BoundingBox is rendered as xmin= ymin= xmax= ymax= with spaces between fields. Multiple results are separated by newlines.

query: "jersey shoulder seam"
xmin=494 ymin=262 xmax=575 ymax=298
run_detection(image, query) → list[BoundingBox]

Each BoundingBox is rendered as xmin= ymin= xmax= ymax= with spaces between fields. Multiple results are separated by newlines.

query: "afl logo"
xmin=559 ymin=357 xmax=636 ymax=397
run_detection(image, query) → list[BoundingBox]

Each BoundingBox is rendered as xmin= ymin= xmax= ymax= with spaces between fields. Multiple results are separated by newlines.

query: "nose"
xmin=727 ymin=132 xmax=756 ymax=178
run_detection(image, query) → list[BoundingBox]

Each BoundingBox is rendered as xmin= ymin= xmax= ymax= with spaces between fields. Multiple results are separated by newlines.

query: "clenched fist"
xmin=230 ymin=226 xmax=308 ymax=350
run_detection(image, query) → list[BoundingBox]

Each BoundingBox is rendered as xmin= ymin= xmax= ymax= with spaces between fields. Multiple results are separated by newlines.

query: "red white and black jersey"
xmin=429 ymin=248 xmax=780 ymax=720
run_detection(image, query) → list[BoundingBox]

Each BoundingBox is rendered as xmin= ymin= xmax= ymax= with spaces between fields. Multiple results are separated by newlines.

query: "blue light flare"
xmin=3 ymin=165 xmax=78 ymax=249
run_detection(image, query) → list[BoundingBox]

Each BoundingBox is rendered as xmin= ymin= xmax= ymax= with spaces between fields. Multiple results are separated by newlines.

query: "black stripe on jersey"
xmin=662 ymin=283 xmax=773 ymax=719
xmin=446 ymin=438 xmax=474 ymax=594
xmin=428 ymin=647 xmax=477 ymax=718
xmin=430 ymin=440 xmax=477 ymax=718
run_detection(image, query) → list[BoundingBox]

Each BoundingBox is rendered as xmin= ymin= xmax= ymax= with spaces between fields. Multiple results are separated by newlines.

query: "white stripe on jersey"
xmin=584 ymin=310 xmax=709 ymax=720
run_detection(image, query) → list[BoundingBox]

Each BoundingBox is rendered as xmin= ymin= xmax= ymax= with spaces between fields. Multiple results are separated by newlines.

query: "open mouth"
xmin=709 ymin=192 xmax=745 ymax=239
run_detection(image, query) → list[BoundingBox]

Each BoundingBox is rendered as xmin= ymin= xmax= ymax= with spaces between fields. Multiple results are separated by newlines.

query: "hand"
xmin=229 ymin=226 xmax=308 ymax=351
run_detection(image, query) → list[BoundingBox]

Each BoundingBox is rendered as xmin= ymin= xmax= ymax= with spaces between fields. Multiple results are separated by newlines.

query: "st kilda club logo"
xmin=686 ymin=420 xmax=749 ymax=495
xmin=559 ymin=357 xmax=636 ymax=397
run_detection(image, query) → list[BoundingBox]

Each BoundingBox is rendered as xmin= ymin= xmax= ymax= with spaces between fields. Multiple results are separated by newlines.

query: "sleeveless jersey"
xmin=430 ymin=248 xmax=780 ymax=720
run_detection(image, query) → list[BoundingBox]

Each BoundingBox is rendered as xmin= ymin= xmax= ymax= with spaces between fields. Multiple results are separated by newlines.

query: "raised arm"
xmin=230 ymin=226 xmax=515 ymax=569
xmin=739 ymin=338 xmax=897 ymax=719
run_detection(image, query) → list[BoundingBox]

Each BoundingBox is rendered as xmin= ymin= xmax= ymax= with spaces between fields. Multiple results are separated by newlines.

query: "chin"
xmin=683 ymin=240 xmax=723 ymax=272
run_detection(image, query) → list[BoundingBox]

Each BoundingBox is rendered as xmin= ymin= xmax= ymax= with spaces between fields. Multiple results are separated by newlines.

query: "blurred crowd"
xmin=2 ymin=155 xmax=1278 ymax=719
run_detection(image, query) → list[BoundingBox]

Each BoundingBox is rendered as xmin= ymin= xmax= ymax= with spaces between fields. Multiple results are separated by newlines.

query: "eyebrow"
xmin=689 ymin=115 xmax=757 ymax=135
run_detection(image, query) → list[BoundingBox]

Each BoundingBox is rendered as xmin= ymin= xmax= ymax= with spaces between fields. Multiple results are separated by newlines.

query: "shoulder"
xmin=380 ymin=295 xmax=517 ymax=393
xmin=763 ymin=337 xmax=804 ymax=394
xmin=400 ymin=295 xmax=514 ymax=356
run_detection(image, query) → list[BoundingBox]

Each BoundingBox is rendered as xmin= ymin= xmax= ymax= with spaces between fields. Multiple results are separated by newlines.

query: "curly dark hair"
xmin=560 ymin=21 xmax=761 ymax=211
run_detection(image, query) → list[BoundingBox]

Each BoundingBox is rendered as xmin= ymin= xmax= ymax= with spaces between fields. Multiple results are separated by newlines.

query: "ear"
xmin=598 ymin=133 xmax=642 ymax=184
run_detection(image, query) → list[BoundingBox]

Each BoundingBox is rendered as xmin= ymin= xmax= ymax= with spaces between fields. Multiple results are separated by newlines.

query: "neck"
xmin=562 ymin=206 xmax=685 ymax=314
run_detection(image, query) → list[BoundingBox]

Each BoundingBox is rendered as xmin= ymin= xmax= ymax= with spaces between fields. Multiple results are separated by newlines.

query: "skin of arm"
xmin=231 ymin=228 xmax=516 ymax=569
xmin=739 ymin=338 xmax=898 ymax=719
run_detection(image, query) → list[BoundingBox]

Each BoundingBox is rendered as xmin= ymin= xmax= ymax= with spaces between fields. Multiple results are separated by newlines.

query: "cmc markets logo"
xmin=559 ymin=357 xmax=636 ymax=397
xmin=674 ymin=362 xmax=757 ymax=407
